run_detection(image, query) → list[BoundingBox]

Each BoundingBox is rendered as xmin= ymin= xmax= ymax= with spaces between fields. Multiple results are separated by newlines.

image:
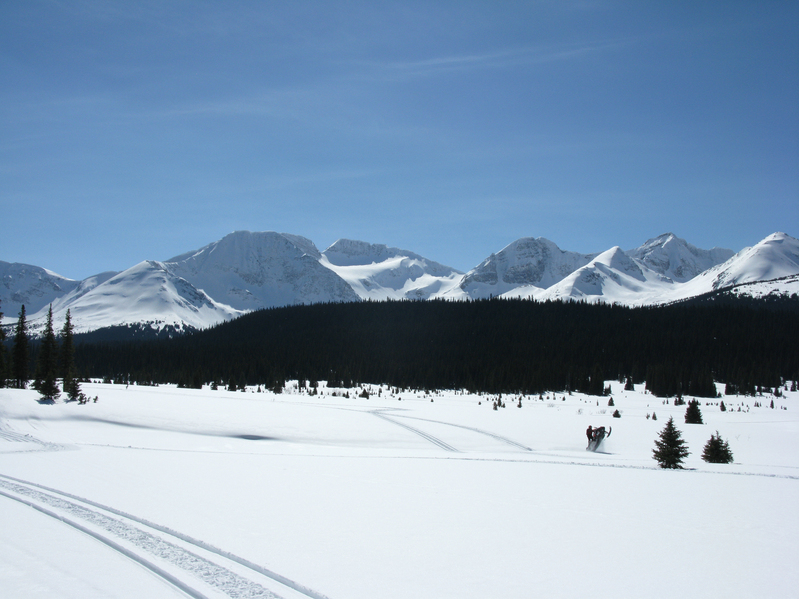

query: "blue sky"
xmin=2 ymin=1 xmax=797 ymax=279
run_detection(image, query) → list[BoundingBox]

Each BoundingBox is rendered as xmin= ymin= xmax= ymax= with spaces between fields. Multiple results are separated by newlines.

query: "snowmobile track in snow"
xmin=371 ymin=409 xmax=459 ymax=452
xmin=0 ymin=473 xmax=332 ymax=599
xmin=387 ymin=413 xmax=533 ymax=451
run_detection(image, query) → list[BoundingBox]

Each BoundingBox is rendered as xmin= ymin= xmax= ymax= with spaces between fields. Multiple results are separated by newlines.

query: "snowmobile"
xmin=586 ymin=426 xmax=611 ymax=452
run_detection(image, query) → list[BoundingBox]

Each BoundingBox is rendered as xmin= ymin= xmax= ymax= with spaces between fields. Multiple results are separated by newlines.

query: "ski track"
xmin=0 ymin=474 xmax=333 ymax=599
xmin=0 ymin=414 xmax=63 ymax=453
xmin=371 ymin=409 xmax=459 ymax=452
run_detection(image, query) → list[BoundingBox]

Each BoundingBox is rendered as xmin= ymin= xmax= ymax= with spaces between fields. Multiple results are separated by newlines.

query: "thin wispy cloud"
xmin=353 ymin=39 xmax=630 ymax=80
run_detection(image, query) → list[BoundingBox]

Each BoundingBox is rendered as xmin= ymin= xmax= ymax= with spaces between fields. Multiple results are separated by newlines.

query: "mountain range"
xmin=2 ymin=231 xmax=797 ymax=335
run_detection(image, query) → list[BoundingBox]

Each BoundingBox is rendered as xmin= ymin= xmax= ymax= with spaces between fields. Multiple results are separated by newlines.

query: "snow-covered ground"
xmin=1 ymin=380 xmax=796 ymax=598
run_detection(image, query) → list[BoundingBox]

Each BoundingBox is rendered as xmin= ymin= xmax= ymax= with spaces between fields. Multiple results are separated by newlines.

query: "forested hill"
xmin=74 ymin=297 xmax=799 ymax=396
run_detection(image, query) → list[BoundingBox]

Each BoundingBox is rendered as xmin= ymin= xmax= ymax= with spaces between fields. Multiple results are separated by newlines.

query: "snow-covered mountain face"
xmin=50 ymin=261 xmax=244 ymax=334
xmin=529 ymin=247 xmax=676 ymax=305
xmin=450 ymin=237 xmax=597 ymax=300
xmin=321 ymin=239 xmax=463 ymax=300
xmin=663 ymin=232 xmax=799 ymax=303
xmin=0 ymin=262 xmax=83 ymax=319
xmin=2 ymin=231 xmax=796 ymax=336
xmin=165 ymin=231 xmax=360 ymax=311
xmin=6 ymin=261 xmax=242 ymax=336
xmin=2 ymin=232 xmax=361 ymax=334
xmin=626 ymin=233 xmax=735 ymax=283
xmin=523 ymin=232 xmax=799 ymax=305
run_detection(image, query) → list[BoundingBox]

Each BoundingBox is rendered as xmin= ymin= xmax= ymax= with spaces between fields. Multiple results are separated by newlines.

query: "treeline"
xmin=69 ymin=297 xmax=799 ymax=397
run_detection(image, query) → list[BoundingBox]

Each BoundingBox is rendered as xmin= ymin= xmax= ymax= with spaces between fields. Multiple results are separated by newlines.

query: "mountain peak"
xmin=456 ymin=237 xmax=597 ymax=299
xmin=168 ymin=231 xmax=322 ymax=264
xmin=763 ymin=232 xmax=791 ymax=244
xmin=162 ymin=231 xmax=356 ymax=312
xmin=627 ymin=234 xmax=733 ymax=283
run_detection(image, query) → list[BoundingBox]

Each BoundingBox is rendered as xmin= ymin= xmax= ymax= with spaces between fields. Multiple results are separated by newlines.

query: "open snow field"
xmin=1 ymin=381 xmax=797 ymax=599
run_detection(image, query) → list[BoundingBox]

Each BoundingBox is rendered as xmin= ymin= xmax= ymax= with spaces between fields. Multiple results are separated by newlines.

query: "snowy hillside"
xmin=722 ymin=274 xmax=799 ymax=300
xmin=321 ymin=239 xmax=463 ymax=300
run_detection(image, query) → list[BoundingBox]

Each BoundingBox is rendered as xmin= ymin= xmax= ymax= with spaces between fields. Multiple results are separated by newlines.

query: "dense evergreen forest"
xmin=69 ymin=297 xmax=799 ymax=397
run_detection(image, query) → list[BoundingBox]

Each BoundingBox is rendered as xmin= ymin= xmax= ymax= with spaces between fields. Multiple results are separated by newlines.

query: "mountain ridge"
xmin=2 ymin=231 xmax=797 ymax=335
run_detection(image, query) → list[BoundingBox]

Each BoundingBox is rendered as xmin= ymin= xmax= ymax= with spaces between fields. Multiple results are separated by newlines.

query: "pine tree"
xmin=684 ymin=399 xmax=704 ymax=424
xmin=12 ymin=305 xmax=29 ymax=389
xmin=701 ymin=431 xmax=734 ymax=464
xmin=60 ymin=309 xmax=82 ymax=401
xmin=34 ymin=305 xmax=60 ymax=401
xmin=652 ymin=416 xmax=690 ymax=469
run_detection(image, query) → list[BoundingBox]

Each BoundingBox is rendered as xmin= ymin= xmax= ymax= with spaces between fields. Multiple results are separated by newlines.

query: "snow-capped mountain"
xmin=528 ymin=247 xmax=675 ymax=305
xmin=320 ymin=239 xmax=463 ymax=300
xmin=48 ymin=261 xmax=243 ymax=334
xmin=448 ymin=237 xmax=597 ymax=300
xmin=164 ymin=231 xmax=360 ymax=311
xmin=626 ymin=233 xmax=734 ymax=283
xmin=663 ymin=232 xmax=799 ymax=303
xmin=521 ymin=232 xmax=799 ymax=305
xmin=2 ymin=231 xmax=796 ymax=336
xmin=1 ymin=262 xmax=83 ymax=318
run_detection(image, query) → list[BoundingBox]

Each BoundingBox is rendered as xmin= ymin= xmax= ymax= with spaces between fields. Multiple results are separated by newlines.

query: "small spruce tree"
xmin=701 ymin=431 xmax=734 ymax=464
xmin=685 ymin=399 xmax=704 ymax=424
xmin=652 ymin=416 xmax=690 ymax=469
xmin=60 ymin=309 xmax=83 ymax=401
xmin=12 ymin=305 xmax=30 ymax=389
xmin=624 ymin=376 xmax=634 ymax=391
xmin=34 ymin=305 xmax=60 ymax=401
